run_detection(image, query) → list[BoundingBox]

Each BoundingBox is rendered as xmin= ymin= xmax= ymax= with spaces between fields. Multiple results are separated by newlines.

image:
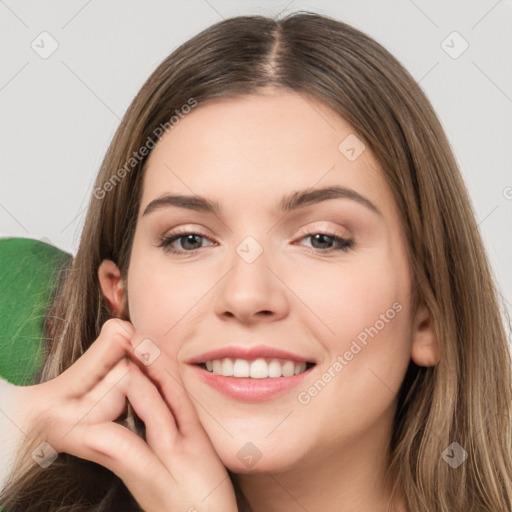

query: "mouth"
xmin=197 ymin=357 xmax=316 ymax=378
xmin=190 ymin=355 xmax=317 ymax=402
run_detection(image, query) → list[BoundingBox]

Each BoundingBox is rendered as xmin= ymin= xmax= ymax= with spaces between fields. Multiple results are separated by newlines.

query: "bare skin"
xmin=12 ymin=89 xmax=439 ymax=511
xmin=15 ymin=319 xmax=237 ymax=511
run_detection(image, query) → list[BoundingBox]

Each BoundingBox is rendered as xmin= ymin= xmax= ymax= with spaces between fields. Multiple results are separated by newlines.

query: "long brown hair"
xmin=2 ymin=11 xmax=511 ymax=511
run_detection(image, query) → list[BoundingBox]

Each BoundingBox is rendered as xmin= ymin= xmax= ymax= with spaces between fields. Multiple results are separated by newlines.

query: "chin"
xmin=214 ymin=437 xmax=307 ymax=475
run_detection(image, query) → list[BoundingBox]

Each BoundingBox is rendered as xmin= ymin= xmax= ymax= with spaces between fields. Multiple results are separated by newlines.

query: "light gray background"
xmin=1 ymin=0 xmax=511 ymax=317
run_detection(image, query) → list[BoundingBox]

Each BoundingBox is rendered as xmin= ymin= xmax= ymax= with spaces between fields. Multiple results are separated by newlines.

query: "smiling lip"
xmin=191 ymin=364 xmax=314 ymax=402
xmin=186 ymin=344 xmax=315 ymax=365
xmin=186 ymin=344 xmax=316 ymax=402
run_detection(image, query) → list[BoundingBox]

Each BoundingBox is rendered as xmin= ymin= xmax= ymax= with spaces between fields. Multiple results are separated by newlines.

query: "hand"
xmin=17 ymin=319 xmax=238 ymax=512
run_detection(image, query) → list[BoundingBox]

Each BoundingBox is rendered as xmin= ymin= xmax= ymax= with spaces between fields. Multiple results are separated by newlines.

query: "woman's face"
xmin=107 ymin=89 xmax=437 ymax=473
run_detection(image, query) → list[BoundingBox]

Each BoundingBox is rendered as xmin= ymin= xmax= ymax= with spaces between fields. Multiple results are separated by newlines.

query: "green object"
xmin=0 ymin=237 xmax=72 ymax=385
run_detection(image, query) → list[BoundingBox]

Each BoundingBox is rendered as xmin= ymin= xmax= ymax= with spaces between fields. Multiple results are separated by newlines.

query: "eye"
xmin=297 ymin=232 xmax=354 ymax=253
xmin=157 ymin=229 xmax=354 ymax=255
xmin=157 ymin=229 xmax=216 ymax=255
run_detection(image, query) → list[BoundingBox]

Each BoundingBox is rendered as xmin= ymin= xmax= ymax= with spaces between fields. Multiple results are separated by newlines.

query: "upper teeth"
xmin=205 ymin=358 xmax=308 ymax=378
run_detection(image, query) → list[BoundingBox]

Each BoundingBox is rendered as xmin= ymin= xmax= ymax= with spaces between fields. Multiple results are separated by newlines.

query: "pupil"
xmin=311 ymin=234 xmax=332 ymax=249
xmin=183 ymin=234 xmax=201 ymax=250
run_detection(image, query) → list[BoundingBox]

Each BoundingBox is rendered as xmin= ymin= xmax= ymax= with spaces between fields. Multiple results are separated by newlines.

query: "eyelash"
xmin=157 ymin=228 xmax=355 ymax=255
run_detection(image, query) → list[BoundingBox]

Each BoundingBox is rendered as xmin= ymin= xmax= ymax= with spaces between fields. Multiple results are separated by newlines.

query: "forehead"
xmin=139 ymin=90 xmax=390 ymax=216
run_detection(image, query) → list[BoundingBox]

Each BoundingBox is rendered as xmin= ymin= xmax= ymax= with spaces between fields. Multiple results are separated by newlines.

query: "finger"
xmin=58 ymin=357 xmax=179 ymax=468
xmin=66 ymin=422 xmax=173 ymax=512
xmin=116 ymin=358 xmax=180 ymax=453
xmin=59 ymin=319 xmax=135 ymax=396
xmin=129 ymin=335 xmax=203 ymax=438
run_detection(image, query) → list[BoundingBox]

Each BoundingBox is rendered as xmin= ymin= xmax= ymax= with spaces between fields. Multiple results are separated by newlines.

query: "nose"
xmin=214 ymin=240 xmax=290 ymax=324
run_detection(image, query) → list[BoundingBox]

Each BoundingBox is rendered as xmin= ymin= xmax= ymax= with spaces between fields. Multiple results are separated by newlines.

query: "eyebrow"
xmin=142 ymin=185 xmax=381 ymax=217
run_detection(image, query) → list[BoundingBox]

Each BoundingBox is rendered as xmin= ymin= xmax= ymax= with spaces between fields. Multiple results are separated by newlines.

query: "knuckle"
xmin=102 ymin=357 xmax=132 ymax=386
xmin=116 ymin=358 xmax=143 ymax=385
xmin=81 ymin=427 xmax=109 ymax=455
xmin=81 ymin=425 xmax=132 ymax=463
xmin=99 ymin=318 xmax=120 ymax=338
xmin=114 ymin=357 xmax=133 ymax=375
xmin=99 ymin=319 xmax=133 ymax=351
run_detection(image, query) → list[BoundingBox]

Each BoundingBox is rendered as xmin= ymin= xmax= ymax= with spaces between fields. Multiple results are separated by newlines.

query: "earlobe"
xmin=410 ymin=302 xmax=440 ymax=367
xmin=98 ymin=259 xmax=126 ymax=317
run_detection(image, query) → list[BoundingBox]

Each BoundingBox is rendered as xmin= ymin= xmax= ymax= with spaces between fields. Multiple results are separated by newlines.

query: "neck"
xmin=233 ymin=414 xmax=406 ymax=512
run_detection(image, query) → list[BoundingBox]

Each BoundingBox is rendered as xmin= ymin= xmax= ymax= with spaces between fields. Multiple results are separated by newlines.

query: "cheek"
xmin=128 ymin=271 xmax=183 ymax=331
xmin=296 ymin=246 xmax=414 ymax=399
xmin=336 ymin=269 xmax=410 ymax=351
xmin=296 ymin=254 xmax=412 ymax=350
xmin=126 ymin=252 xmax=217 ymax=348
xmin=291 ymin=264 xmax=413 ymax=445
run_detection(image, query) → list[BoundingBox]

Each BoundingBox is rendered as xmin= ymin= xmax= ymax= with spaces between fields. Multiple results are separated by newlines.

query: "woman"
xmin=1 ymin=11 xmax=511 ymax=512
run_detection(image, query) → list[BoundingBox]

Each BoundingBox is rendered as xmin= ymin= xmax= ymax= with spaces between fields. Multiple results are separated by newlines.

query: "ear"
xmin=98 ymin=259 xmax=126 ymax=317
xmin=410 ymin=302 xmax=440 ymax=367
